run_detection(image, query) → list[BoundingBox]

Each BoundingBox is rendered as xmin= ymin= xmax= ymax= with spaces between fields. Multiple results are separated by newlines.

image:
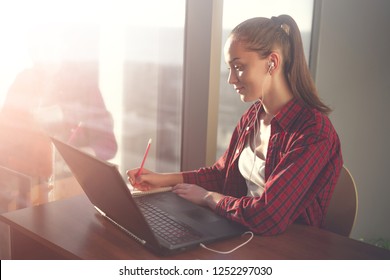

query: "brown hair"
xmin=231 ymin=15 xmax=331 ymax=114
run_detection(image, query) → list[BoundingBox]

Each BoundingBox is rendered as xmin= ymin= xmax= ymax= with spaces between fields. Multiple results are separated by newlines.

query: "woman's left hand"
xmin=172 ymin=183 xmax=225 ymax=209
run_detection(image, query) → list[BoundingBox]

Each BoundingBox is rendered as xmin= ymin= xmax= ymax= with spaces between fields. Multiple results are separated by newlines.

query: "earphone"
xmin=267 ymin=61 xmax=275 ymax=73
xmin=260 ymin=60 xmax=274 ymax=105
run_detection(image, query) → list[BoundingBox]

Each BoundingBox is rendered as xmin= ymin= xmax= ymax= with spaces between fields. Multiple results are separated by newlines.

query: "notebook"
xmin=51 ymin=138 xmax=245 ymax=255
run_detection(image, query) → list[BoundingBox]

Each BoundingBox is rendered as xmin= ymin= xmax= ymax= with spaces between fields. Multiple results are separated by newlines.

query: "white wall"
xmin=315 ymin=0 xmax=390 ymax=241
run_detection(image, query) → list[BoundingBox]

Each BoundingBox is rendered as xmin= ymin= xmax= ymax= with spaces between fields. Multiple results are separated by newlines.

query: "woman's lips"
xmin=234 ymin=86 xmax=244 ymax=93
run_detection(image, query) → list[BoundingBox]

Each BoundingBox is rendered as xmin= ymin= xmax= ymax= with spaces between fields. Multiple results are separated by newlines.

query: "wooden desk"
xmin=1 ymin=195 xmax=389 ymax=260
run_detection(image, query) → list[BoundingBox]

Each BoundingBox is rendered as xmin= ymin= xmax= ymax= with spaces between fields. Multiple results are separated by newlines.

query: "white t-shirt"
xmin=238 ymin=143 xmax=265 ymax=197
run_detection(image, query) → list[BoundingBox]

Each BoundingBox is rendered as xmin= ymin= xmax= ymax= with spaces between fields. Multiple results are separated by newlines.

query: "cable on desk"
xmin=200 ymin=231 xmax=254 ymax=254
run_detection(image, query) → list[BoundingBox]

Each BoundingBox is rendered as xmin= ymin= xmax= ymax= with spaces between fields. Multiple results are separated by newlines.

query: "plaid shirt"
xmin=183 ymin=99 xmax=343 ymax=235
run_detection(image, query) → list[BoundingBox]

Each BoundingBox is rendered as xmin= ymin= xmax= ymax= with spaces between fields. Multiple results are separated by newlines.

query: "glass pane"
xmin=0 ymin=0 xmax=185 ymax=202
xmin=99 ymin=0 xmax=185 ymax=175
xmin=217 ymin=0 xmax=314 ymax=159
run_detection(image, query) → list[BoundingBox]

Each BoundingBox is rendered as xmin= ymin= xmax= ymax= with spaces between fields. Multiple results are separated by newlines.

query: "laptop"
xmin=51 ymin=138 xmax=245 ymax=255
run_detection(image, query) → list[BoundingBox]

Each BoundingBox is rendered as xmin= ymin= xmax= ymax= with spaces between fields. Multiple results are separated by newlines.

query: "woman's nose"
xmin=228 ymin=69 xmax=238 ymax=84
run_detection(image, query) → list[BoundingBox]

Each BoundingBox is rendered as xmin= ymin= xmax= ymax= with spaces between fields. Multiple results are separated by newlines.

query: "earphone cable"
xmin=200 ymin=231 xmax=254 ymax=254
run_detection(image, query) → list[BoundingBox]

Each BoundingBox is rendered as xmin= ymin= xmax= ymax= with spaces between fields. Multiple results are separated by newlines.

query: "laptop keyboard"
xmin=136 ymin=197 xmax=203 ymax=245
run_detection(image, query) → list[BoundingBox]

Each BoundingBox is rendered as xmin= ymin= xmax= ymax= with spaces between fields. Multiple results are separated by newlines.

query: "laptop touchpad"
xmin=184 ymin=208 xmax=220 ymax=223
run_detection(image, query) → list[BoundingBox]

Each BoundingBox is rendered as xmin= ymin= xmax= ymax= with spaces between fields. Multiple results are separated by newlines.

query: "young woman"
xmin=127 ymin=15 xmax=343 ymax=235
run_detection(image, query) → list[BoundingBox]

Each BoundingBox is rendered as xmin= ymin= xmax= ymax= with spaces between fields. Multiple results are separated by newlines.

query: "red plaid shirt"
xmin=183 ymin=99 xmax=343 ymax=235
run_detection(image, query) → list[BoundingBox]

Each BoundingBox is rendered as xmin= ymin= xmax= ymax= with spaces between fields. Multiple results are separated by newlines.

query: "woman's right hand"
xmin=126 ymin=168 xmax=165 ymax=191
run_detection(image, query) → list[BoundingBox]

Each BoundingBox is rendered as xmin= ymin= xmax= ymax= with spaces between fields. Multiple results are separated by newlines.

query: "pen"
xmin=67 ymin=121 xmax=83 ymax=144
xmin=136 ymin=138 xmax=152 ymax=178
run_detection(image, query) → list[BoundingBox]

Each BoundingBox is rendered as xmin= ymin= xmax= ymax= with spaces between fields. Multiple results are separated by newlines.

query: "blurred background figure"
xmin=0 ymin=24 xmax=117 ymax=194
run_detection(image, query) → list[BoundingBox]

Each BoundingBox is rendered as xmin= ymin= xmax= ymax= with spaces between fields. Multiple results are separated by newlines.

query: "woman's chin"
xmin=240 ymin=94 xmax=257 ymax=103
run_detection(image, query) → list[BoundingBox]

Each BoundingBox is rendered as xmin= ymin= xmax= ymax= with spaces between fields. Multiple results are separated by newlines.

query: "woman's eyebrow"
xmin=228 ymin=57 xmax=240 ymax=64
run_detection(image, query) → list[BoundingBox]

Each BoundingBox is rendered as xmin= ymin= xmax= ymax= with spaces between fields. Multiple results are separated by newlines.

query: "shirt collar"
xmin=271 ymin=98 xmax=307 ymax=131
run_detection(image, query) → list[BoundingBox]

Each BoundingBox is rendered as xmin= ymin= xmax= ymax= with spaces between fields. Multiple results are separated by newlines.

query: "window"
xmin=98 ymin=0 xmax=186 ymax=174
xmin=216 ymin=0 xmax=315 ymax=158
xmin=0 ymin=0 xmax=185 ymax=185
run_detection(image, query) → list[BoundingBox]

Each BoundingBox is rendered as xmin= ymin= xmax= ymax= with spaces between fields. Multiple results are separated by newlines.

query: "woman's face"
xmin=224 ymin=36 xmax=268 ymax=103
